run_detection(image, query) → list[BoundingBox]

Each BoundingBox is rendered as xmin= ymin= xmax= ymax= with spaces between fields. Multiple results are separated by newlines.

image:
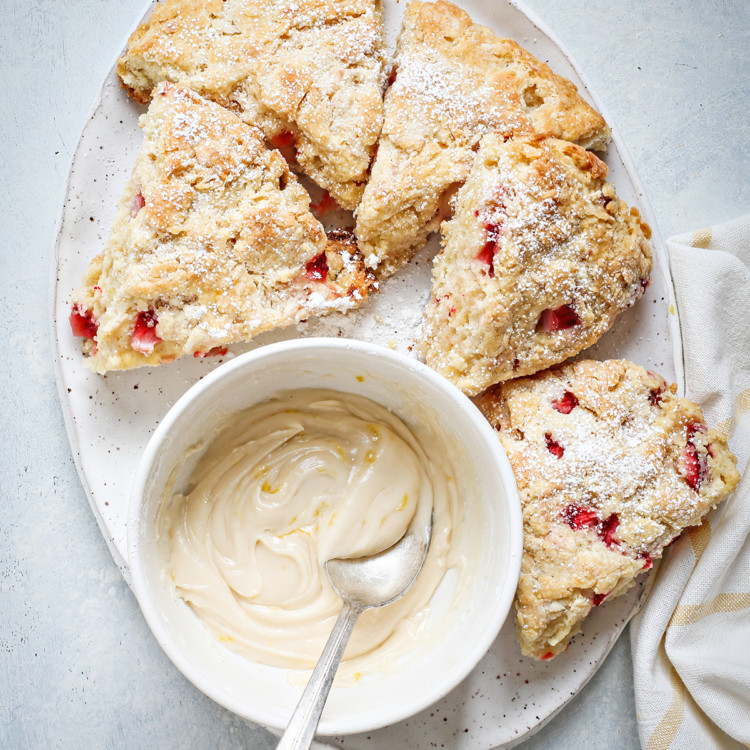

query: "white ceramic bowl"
xmin=128 ymin=338 xmax=522 ymax=735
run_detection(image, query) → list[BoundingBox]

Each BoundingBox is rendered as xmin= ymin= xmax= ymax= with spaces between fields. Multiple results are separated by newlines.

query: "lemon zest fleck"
xmin=253 ymin=464 xmax=270 ymax=479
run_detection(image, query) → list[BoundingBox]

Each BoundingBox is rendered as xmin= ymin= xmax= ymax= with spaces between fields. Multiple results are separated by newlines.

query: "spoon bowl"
xmin=326 ymin=513 xmax=432 ymax=608
xmin=277 ymin=513 xmax=433 ymax=750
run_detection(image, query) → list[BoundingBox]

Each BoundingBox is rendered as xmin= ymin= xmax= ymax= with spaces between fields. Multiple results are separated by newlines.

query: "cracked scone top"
xmin=69 ymin=83 xmax=374 ymax=373
xmin=117 ymin=0 xmax=388 ymax=210
xmin=420 ymin=133 xmax=652 ymax=396
xmin=476 ymin=359 xmax=740 ymax=660
xmin=355 ymin=0 xmax=611 ymax=275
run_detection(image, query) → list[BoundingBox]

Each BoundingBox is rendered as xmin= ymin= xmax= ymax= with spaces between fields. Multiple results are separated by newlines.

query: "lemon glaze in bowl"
xmin=157 ymin=386 xmax=454 ymax=674
xmin=127 ymin=338 xmax=522 ymax=735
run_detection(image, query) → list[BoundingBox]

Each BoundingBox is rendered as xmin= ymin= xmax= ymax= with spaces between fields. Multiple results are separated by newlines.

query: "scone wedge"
xmin=355 ymin=0 xmax=611 ymax=274
xmin=70 ymin=83 xmax=375 ymax=374
xmin=476 ymin=359 xmax=740 ymax=660
xmin=421 ymin=133 xmax=652 ymax=395
xmin=117 ymin=0 xmax=388 ymax=209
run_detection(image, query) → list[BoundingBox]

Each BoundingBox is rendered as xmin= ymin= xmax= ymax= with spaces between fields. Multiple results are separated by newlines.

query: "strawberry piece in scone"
xmin=476 ymin=359 xmax=740 ymax=660
xmin=130 ymin=310 xmax=161 ymax=355
xmin=70 ymin=84 xmax=375 ymax=373
xmin=69 ymin=304 xmax=98 ymax=342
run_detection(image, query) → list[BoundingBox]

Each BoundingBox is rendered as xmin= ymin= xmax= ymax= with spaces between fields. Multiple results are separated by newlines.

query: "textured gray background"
xmin=2 ymin=1 xmax=749 ymax=748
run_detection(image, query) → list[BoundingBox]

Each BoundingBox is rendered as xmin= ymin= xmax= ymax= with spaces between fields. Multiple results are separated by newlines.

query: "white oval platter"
xmin=52 ymin=0 xmax=683 ymax=747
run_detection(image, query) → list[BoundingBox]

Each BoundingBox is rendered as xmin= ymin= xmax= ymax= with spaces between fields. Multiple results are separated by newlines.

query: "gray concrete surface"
xmin=2 ymin=0 xmax=748 ymax=747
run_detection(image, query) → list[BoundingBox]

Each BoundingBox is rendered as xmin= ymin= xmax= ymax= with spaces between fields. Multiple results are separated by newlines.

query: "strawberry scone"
xmin=117 ymin=0 xmax=388 ymax=210
xmin=476 ymin=359 xmax=740 ymax=660
xmin=70 ymin=84 xmax=374 ymax=373
xmin=420 ymin=133 xmax=652 ymax=395
xmin=355 ymin=0 xmax=610 ymax=274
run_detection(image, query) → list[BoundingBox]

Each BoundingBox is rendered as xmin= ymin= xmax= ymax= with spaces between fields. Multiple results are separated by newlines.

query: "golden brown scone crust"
xmin=476 ymin=360 xmax=740 ymax=660
xmin=420 ymin=133 xmax=652 ymax=396
xmin=70 ymin=84 xmax=375 ymax=373
xmin=354 ymin=0 xmax=611 ymax=274
xmin=117 ymin=0 xmax=388 ymax=210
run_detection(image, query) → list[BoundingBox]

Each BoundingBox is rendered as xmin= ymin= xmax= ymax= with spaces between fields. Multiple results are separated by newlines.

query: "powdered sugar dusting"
xmin=498 ymin=361 xmax=725 ymax=554
xmin=392 ymin=49 xmax=525 ymax=138
xmin=120 ymin=0 xmax=388 ymax=208
xmin=478 ymin=359 xmax=737 ymax=660
xmin=422 ymin=134 xmax=652 ymax=394
xmin=73 ymin=82 xmax=374 ymax=371
xmin=305 ymin=290 xmax=356 ymax=313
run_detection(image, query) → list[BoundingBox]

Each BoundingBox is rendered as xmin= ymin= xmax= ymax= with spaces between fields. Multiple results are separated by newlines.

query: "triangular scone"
xmin=355 ymin=0 xmax=611 ymax=274
xmin=420 ymin=133 xmax=651 ymax=396
xmin=69 ymin=84 xmax=375 ymax=374
xmin=117 ymin=0 xmax=388 ymax=210
xmin=476 ymin=359 xmax=740 ymax=660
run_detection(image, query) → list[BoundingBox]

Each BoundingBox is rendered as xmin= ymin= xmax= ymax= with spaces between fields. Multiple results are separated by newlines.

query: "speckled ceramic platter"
xmin=52 ymin=0 xmax=683 ymax=747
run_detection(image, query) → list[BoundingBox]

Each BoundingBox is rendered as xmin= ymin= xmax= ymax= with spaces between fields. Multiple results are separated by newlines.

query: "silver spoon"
xmin=277 ymin=512 xmax=433 ymax=750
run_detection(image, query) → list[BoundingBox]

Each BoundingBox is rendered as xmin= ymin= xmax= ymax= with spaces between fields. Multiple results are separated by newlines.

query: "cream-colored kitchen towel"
xmin=631 ymin=215 xmax=750 ymax=750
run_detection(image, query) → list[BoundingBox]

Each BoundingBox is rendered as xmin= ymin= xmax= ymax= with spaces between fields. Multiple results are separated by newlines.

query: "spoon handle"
xmin=277 ymin=600 xmax=364 ymax=750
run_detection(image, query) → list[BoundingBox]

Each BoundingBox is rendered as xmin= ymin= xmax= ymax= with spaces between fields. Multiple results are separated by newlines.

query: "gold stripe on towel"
xmin=687 ymin=521 xmax=711 ymax=561
xmin=669 ymin=592 xmax=750 ymax=627
xmin=646 ymin=666 xmax=686 ymax=750
xmin=734 ymin=388 xmax=750 ymax=425
xmin=716 ymin=386 xmax=750 ymax=442
xmin=692 ymin=228 xmax=713 ymax=249
xmin=715 ymin=417 xmax=731 ymax=440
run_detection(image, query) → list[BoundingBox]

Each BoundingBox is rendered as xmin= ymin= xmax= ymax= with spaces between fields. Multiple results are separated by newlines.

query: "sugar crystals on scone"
xmin=420 ymin=133 xmax=652 ymax=395
xmin=476 ymin=359 xmax=740 ymax=660
xmin=355 ymin=0 xmax=611 ymax=274
xmin=117 ymin=0 xmax=388 ymax=210
xmin=69 ymin=84 xmax=375 ymax=373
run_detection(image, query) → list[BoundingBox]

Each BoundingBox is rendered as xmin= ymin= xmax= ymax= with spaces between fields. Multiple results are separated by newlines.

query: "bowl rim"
xmin=127 ymin=337 xmax=523 ymax=735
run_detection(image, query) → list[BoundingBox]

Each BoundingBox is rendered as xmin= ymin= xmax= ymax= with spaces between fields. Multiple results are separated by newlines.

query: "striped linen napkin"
xmin=631 ymin=215 xmax=750 ymax=749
